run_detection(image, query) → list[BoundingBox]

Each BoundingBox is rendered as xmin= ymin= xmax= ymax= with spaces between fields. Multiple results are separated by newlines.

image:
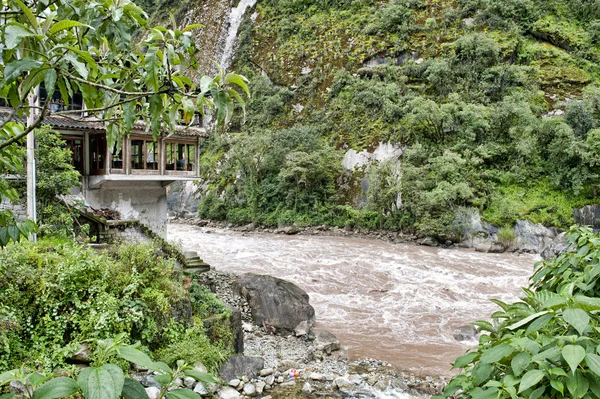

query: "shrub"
xmin=0 ymin=239 xmax=231 ymax=372
xmin=496 ymin=225 xmax=515 ymax=248
xmin=438 ymin=226 xmax=600 ymax=399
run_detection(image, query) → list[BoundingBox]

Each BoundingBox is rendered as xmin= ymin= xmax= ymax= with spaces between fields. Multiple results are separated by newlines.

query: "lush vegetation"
xmin=176 ymin=0 xmax=600 ymax=239
xmin=438 ymin=226 xmax=600 ymax=399
xmin=0 ymin=238 xmax=232 ymax=376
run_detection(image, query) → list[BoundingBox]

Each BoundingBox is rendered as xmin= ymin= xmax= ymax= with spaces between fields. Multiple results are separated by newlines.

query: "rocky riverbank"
xmin=170 ymin=216 xmax=566 ymax=257
xmin=141 ymin=268 xmax=446 ymax=399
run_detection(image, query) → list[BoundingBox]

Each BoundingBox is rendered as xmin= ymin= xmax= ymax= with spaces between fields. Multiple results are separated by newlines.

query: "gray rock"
xmin=145 ymin=387 xmax=161 ymax=399
xmin=228 ymin=379 xmax=240 ymax=387
xmin=217 ymin=386 xmax=241 ymax=399
xmin=334 ymin=376 xmax=353 ymax=392
xmin=183 ymin=377 xmax=196 ymax=388
xmin=541 ymin=232 xmax=571 ymax=260
xmin=193 ymin=382 xmax=208 ymax=395
xmin=315 ymin=330 xmax=341 ymax=354
xmin=419 ymin=237 xmax=438 ymax=247
xmin=260 ymin=368 xmax=274 ymax=377
xmin=453 ymin=325 xmax=479 ymax=342
xmin=140 ymin=375 xmax=161 ymax=388
xmin=256 ymin=380 xmax=266 ymax=394
xmin=513 ymin=220 xmax=556 ymax=253
xmin=265 ymin=375 xmax=275 ymax=385
xmin=294 ymin=320 xmax=310 ymax=336
xmin=310 ymin=372 xmax=324 ymax=380
xmin=574 ymin=204 xmax=600 ymax=229
xmin=302 ymin=382 xmax=313 ymax=394
xmin=70 ymin=343 xmax=92 ymax=363
xmin=279 ymin=380 xmax=296 ymax=387
xmin=8 ymin=380 xmax=26 ymax=396
xmin=219 ymin=355 xmax=264 ymax=382
xmin=237 ymin=273 xmax=315 ymax=334
xmin=243 ymin=383 xmax=256 ymax=395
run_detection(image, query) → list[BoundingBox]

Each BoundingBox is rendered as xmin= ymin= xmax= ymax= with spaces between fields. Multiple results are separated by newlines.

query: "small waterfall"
xmin=219 ymin=0 xmax=257 ymax=70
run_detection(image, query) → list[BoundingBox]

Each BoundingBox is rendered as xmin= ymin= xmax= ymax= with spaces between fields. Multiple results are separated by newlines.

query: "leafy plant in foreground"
xmin=438 ymin=226 xmax=600 ymax=399
xmin=0 ymin=335 xmax=217 ymax=399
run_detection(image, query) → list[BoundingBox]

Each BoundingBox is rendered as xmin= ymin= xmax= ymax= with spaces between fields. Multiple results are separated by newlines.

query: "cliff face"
xmin=161 ymin=0 xmax=600 ymax=238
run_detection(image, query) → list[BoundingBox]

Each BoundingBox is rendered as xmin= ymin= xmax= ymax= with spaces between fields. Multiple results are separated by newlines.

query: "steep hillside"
xmin=152 ymin=0 xmax=600 ymax=239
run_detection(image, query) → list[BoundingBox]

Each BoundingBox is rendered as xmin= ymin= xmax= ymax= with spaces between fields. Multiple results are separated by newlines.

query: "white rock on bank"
xmin=145 ymin=387 xmax=160 ymax=399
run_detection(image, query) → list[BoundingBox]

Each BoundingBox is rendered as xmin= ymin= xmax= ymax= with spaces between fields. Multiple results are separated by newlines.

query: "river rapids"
xmin=168 ymin=223 xmax=537 ymax=378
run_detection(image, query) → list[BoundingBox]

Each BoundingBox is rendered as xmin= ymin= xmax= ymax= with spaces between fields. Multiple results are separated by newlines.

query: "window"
xmin=111 ymin=148 xmax=123 ymax=170
xmin=89 ymin=134 xmax=106 ymax=174
xmin=131 ymin=138 xmax=159 ymax=171
xmin=62 ymin=137 xmax=84 ymax=174
xmin=165 ymin=141 xmax=196 ymax=172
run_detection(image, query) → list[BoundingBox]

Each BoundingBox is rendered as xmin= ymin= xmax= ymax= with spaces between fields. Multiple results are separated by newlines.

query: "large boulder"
xmin=219 ymin=355 xmax=264 ymax=381
xmin=513 ymin=220 xmax=557 ymax=253
xmin=236 ymin=273 xmax=315 ymax=334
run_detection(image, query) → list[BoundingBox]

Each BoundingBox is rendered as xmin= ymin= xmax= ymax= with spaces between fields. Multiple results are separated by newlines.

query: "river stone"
xmin=193 ymin=382 xmax=208 ymax=395
xmin=315 ymin=330 xmax=341 ymax=354
xmin=541 ymin=232 xmax=571 ymax=260
xmin=294 ymin=320 xmax=310 ymax=336
xmin=217 ymin=386 xmax=241 ymax=399
xmin=219 ymin=355 xmax=265 ymax=381
xmin=453 ymin=325 xmax=479 ymax=342
xmin=228 ymin=379 xmax=240 ymax=387
xmin=145 ymin=387 xmax=160 ymax=399
xmin=255 ymin=380 xmax=266 ymax=394
xmin=237 ymin=273 xmax=315 ymax=334
xmin=243 ymin=383 xmax=256 ymax=395
xmin=265 ymin=375 xmax=275 ymax=385
xmin=334 ymin=376 xmax=353 ymax=393
xmin=302 ymin=382 xmax=313 ymax=394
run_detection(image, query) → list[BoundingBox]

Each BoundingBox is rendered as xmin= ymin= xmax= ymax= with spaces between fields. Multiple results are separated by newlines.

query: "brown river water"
xmin=168 ymin=223 xmax=538 ymax=378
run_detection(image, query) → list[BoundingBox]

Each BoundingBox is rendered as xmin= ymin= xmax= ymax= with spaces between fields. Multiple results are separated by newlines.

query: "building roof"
xmin=0 ymin=107 xmax=208 ymax=138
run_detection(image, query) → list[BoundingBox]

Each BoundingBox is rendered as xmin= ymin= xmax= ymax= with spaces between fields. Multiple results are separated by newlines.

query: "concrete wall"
xmin=85 ymin=181 xmax=168 ymax=238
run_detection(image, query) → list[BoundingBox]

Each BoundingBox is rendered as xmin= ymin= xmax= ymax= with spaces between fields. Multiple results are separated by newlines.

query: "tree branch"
xmin=64 ymin=72 xmax=173 ymax=97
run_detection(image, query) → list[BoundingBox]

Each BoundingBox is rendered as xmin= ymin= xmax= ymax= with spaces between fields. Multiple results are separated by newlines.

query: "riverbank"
xmin=170 ymin=216 xmax=565 ymax=256
xmin=198 ymin=268 xmax=446 ymax=398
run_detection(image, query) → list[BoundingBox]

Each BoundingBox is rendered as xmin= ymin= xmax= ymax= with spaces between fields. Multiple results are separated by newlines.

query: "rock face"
xmin=219 ymin=355 xmax=265 ymax=381
xmin=541 ymin=232 xmax=572 ymax=260
xmin=513 ymin=220 xmax=557 ymax=253
xmin=456 ymin=208 xmax=559 ymax=254
xmin=167 ymin=181 xmax=199 ymax=218
xmin=236 ymin=273 xmax=315 ymax=334
xmin=574 ymin=205 xmax=600 ymax=229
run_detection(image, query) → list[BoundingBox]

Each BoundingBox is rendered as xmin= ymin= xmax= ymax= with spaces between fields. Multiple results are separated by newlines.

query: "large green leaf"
xmin=183 ymin=370 xmax=217 ymax=384
xmin=511 ymin=352 xmax=531 ymax=377
xmin=166 ymin=389 xmax=201 ymax=399
xmin=31 ymin=377 xmax=79 ymax=399
xmin=563 ymin=308 xmax=590 ymax=335
xmin=224 ymin=73 xmax=250 ymax=97
xmin=121 ymin=378 xmax=150 ymax=399
xmin=563 ymin=345 xmax=586 ymax=374
xmin=144 ymin=48 xmax=160 ymax=92
xmin=518 ymin=369 xmax=545 ymax=393
xmin=479 ymin=344 xmax=514 ymax=364
xmin=452 ymin=352 xmax=478 ymax=369
xmin=2 ymin=58 xmax=43 ymax=85
xmin=78 ymin=364 xmax=124 ymax=399
xmin=0 ymin=369 xmax=18 ymax=386
xmin=507 ymin=311 xmax=550 ymax=331
xmin=586 ymin=353 xmax=600 ymax=376
xmin=116 ymin=346 xmax=155 ymax=370
xmin=566 ymin=370 xmax=589 ymax=398
xmin=48 ymin=20 xmax=89 ymax=35
xmin=525 ymin=313 xmax=554 ymax=335
xmin=4 ymin=24 xmax=35 ymax=49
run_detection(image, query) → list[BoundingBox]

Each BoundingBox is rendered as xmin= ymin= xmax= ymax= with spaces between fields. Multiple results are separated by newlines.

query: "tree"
xmin=0 ymin=0 xmax=249 ymax=245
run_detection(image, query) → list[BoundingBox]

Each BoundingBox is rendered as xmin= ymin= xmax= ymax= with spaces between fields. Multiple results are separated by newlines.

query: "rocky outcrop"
xmin=513 ymin=220 xmax=558 ymax=253
xmin=167 ymin=181 xmax=199 ymax=218
xmin=236 ymin=273 xmax=315 ymax=334
xmin=574 ymin=205 xmax=600 ymax=230
xmin=219 ymin=355 xmax=265 ymax=381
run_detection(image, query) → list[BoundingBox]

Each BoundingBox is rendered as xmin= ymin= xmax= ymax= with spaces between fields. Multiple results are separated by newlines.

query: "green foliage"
xmin=440 ymin=227 xmax=600 ymax=399
xmin=497 ymin=225 xmax=515 ymax=249
xmin=0 ymin=239 xmax=231 ymax=372
xmin=0 ymin=335 xmax=218 ymax=399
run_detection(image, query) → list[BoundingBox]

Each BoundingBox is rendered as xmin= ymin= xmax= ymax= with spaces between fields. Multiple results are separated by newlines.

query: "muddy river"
xmin=168 ymin=223 xmax=538 ymax=377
